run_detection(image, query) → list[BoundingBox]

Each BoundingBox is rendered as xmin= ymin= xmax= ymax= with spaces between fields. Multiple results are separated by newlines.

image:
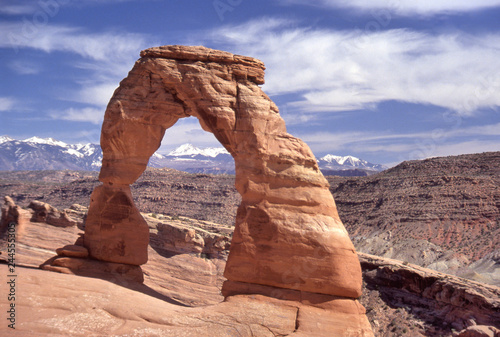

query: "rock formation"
xmin=0 ymin=196 xmax=30 ymax=239
xmin=29 ymin=200 xmax=80 ymax=227
xmin=65 ymin=45 xmax=372 ymax=334
xmin=359 ymin=253 xmax=500 ymax=335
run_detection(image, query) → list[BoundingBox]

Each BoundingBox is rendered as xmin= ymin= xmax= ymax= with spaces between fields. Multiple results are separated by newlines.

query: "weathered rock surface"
xmin=456 ymin=325 xmax=499 ymax=337
xmin=84 ymin=184 xmax=150 ymax=265
xmin=29 ymin=200 xmax=80 ymax=227
xmin=145 ymin=213 xmax=232 ymax=258
xmin=359 ymin=253 xmax=500 ymax=336
xmin=0 ymin=201 xmax=373 ymax=336
xmin=0 ymin=264 xmax=374 ymax=337
xmin=0 ymin=196 xmax=30 ymax=238
xmin=86 ymin=45 xmax=364 ymax=302
xmin=55 ymin=244 xmax=89 ymax=258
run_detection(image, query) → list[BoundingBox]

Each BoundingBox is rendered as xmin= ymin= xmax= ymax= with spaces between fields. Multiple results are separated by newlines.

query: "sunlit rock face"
xmin=86 ymin=45 xmax=365 ymax=302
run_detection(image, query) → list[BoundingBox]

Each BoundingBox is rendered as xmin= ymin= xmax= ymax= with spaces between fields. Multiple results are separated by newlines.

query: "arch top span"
xmin=86 ymin=45 xmax=364 ymax=299
xmin=140 ymin=45 xmax=266 ymax=84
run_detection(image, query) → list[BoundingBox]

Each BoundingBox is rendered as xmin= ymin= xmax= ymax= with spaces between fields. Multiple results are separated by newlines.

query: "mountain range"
xmin=0 ymin=136 xmax=386 ymax=175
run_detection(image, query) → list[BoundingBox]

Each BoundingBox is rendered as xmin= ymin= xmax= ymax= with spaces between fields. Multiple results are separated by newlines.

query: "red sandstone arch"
xmin=84 ymin=45 xmax=363 ymax=299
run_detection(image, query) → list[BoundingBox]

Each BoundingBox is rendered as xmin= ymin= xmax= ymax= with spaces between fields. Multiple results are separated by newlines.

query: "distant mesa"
xmin=0 ymin=135 xmax=386 ymax=175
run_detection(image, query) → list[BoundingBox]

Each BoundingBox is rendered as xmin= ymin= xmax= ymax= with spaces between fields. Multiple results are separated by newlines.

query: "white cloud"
xmin=0 ymin=22 xmax=147 ymax=61
xmin=423 ymin=140 xmax=500 ymax=158
xmin=207 ymin=19 xmax=500 ymax=118
xmin=50 ymin=107 xmax=104 ymax=124
xmin=72 ymin=82 xmax=119 ymax=107
xmin=282 ymin=0 xmax=500 ymax=16
xmin=296 ymin=120 xmax=500 ymax=161
xmin=0 ymin=97 xmax=15 ymax=111
xmin=0 ymin=21 xmax=150 ymax=122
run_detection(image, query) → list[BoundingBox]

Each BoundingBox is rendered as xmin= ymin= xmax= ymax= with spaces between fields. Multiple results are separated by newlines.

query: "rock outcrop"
xmin=29 ymin=200 xmax=80 ymax=227
xmin=359 ymin=253 xmax=500 ymax=336
xmin=0 ymin=196 xmax=30 ymax=239
xmin=76 ymin=45 xmax=372 ymax=334
xmin=145 ymin=213 xmax=232 ymax=258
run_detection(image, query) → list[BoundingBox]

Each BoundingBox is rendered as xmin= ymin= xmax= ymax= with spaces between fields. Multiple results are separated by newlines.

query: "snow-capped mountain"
xmin=153 ymin=144 xmax=386 ymax=175
xmin=24 ymin=136 xmax=69 ymax=148
xmin=0 ymin=136 xmax=15 ymax=144
xmin=318 ymin=154 xmax=386 ymax=172
xmin=0 ymin=137 xmax=386 ymax=175
xmin=0 ymin=136 xmax=102 ymax=171
xmin=167 ymin=143 xmax=230 ymax=158
xmin=149 ymin=143 xmax=234 ymax=174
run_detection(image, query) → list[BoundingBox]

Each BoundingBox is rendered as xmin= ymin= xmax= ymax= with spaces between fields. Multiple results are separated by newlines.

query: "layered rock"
xmin=359 ymin=253 xmax=500 ymax=335
xmin=329 ymin=152 xmax=500 ymax=264
xmin=79 ymin=45 xmax=371 ymax=334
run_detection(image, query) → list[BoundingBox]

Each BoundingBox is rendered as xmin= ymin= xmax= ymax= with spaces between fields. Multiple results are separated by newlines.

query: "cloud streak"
xmin=0 ymin=22 xmax=147 ymax=61
xmin=208 ymin=19 xmax=500 ymax=118
xmin=0 ymin=20 xmax=150 ymax=124
xmin=297 ymin=121 xmax=500 ymax=163
xmin=282 ymin=0 xmax=500 ymax=16
xmin=50 ymin=107 xmax=104 ymax=125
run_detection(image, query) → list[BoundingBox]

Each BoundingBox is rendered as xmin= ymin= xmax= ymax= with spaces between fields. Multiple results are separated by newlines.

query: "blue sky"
xmin=1 ymin=0 xmax=499 ymax=166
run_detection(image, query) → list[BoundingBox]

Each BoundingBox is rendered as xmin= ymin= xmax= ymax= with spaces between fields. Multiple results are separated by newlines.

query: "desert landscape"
xmin=1 ymin=150 xmax=499 ymax=336
xmin=3 ymin=1 xmax=500 ymax=336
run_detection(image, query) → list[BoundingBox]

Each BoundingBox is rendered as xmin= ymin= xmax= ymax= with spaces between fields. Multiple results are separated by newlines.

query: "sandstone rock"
xmin=68 ymin=203 xmax=88 ymax=213
xmin=40 ymin=256 xmax=144 ymax=283
xmin=156 ymin=221 xmax=205 ymax=255
xmin=221 ymin=279 xmax=373 ymax=336
xmin=145 ymin=213 xmax=232 ymax=257
xmin=0 ymin=195 xmax=30 ymax=239
xmin=456 ymin=325 xmax=499 ymax=337
xmin=2 ymin=264 xmax=371 ymax=337
xmin=29 ymin=200 xmax=79 ymax=227
xmin=86 ymin=45 xmax=363 ymax=300
xmin=359 ymin=253 xmax=500 ymax=333
xmin=56 ymin=244 xmax=89 ymax=258
xmin=84 ymin=183 xmax=149 ymax=265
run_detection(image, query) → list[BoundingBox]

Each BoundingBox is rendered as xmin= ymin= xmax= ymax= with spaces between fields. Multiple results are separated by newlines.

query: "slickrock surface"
xmin=0 ymin=202 xmax=372 ymax=336
xmin=1 ymin=264 xmax=374 ymax=337
xmin=85 ymin=45 xmax=365 ymax=308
